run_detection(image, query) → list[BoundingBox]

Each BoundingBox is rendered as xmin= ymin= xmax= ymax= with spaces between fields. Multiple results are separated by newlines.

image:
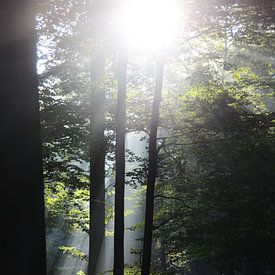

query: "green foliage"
xmin=155 ymin=86 xmax=274 ymax=272
xmin=38 ymin=0 xmax=275 ymax=273
xmin=151 ymin=2 xmax=275 ymax=271
xmin=45 ymin=182 xmax=89 ymax=233
xmin=59 ymin=246 xmax=88 ymax=261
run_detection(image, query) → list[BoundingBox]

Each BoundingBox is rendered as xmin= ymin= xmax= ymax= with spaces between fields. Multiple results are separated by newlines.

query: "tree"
xmin=37 ymin=1 xmax=92 ymax=272
xmin=141 ymin=59 xmax=165 ymax=275
xmin=157 ymin=86 xmax=274 ymax=274
xmin=33 ymin=0 xmax=274 ymax=273
xmin=0 ymin=1 xmax=47 ymax=274
xmin=89 ymin=47 xmax=106 ymax=275
xmin=149 ymin=2 xmax=275 ymax=266
xmin=140 ymin=1 xmax=275 ymax=273
xmin=113 ymin=52 xmax=127 ymax=274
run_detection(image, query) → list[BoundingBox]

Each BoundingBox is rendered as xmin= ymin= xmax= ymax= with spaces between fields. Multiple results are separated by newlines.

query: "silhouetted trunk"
xmin=113 ymin=52 xmax=127 ymax=275
xmin=141 ymin=60 xmax=164 ymax=275
xmin=245 ymin=257 xmax=260 ymax=275
xmin=0 ymin=1 xmax=47 ymax=274
xmin=88 ymin=1 xmax=110 ymax=274
xmin=88 ymin=50 xmax=106 ymax=275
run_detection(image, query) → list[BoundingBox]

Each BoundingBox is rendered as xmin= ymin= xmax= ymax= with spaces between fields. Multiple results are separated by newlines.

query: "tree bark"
xmin=245 ymin=257 xmax=260 ymax=275
xmin=0 ymin=1 xmax=47 ymax=274
xmin=88 ymin=50 xmax=106 ymax=275
xmin=141 ymin=60 xmax=164 ymax=275
xmin=113 ymin=52 xmax=127 ymax=275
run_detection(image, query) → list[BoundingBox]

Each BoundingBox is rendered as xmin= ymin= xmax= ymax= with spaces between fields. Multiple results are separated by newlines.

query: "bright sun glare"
xmin=118 ymin=0 xmax=180 ymax=53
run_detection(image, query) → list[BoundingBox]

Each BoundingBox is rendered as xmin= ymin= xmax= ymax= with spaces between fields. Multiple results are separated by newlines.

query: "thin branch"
xmin=154 ymin=194 xmax=194 ymax=210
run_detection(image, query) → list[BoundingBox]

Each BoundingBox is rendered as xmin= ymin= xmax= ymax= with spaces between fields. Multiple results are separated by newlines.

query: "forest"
xmin=0 ymin=0 xmax=274 ymax=274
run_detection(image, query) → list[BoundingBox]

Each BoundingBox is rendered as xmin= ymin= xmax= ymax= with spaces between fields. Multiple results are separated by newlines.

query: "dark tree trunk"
xmin=113 ymin=52 xmax=127 ymax=275
xmin=0 ymin=1 xmax=47 ymax=274
xmin=141 ymin=60 xmax=164 ymax=275
xmin=245 ymin=257 xmax=260 ymax=275
xmin=88 ymin=50 xmax=106 ymax=275
xmin=88 ymin=1 xmax=111 ymax=274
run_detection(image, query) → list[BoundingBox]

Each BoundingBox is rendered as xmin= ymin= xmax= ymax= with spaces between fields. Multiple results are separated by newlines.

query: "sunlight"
xmin=117 ymin=0 xmax=180 ymax=53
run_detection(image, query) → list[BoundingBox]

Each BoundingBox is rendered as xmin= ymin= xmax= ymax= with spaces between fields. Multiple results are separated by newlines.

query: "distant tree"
xmin=0 ymin=1 xmax=47 ymax=274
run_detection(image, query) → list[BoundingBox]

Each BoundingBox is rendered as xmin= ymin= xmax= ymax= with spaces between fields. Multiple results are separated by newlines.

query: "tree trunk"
xmin=88 ymin=50 xmax=106 ymax=275
xmin=88 ymin=1 xmax=111 ymax=274
xmin=245 ymin=257 xmax=260 ymax=275
xmin=0 ymin=1 xmax=47 ymax=274
xmin=113 ymin=52 xmax=127 ymax=275
xmin=141 ymin=60 xmax=164 ymax=275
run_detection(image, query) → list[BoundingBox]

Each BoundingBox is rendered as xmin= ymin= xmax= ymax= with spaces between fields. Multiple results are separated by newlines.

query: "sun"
xmin=117 ymin=0 xmax=180 ymax=53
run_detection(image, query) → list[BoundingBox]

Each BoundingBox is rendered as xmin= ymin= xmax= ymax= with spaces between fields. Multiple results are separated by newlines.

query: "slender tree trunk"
xmin=88 ymin=1 xmax=111 ymax=274
xmin=0 ymin=1 xmax=47 ymax=274
xmin=88 ymin=50 xmax=106 ymax=275
xmin=114 ymin=52 xmax=127 ymax=275
xmin=141 ymin=60 xmax=164 ymax=275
